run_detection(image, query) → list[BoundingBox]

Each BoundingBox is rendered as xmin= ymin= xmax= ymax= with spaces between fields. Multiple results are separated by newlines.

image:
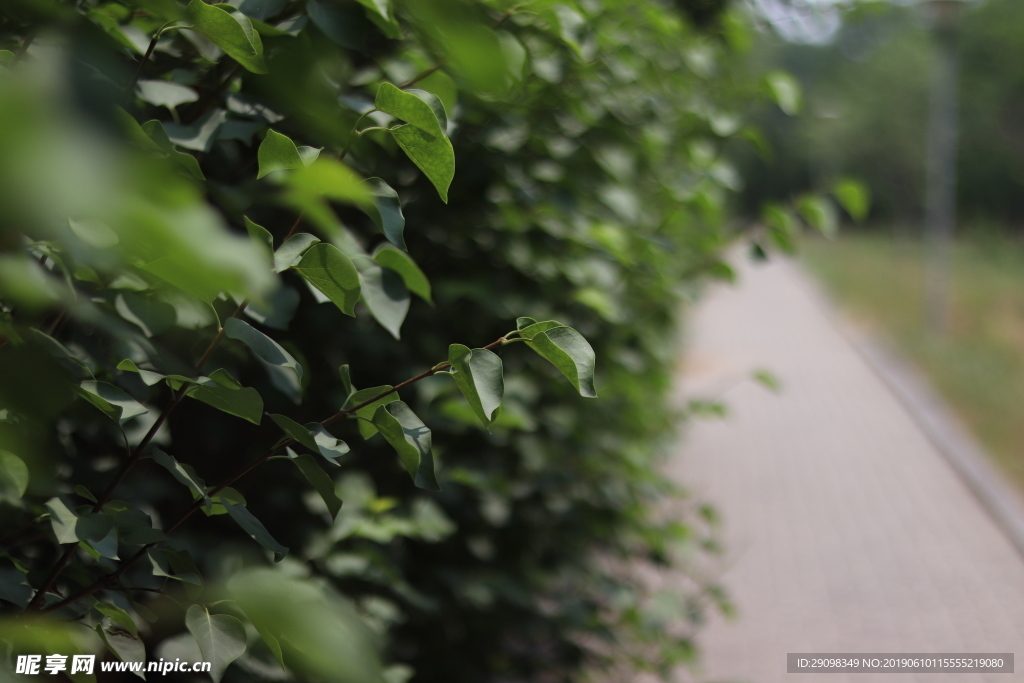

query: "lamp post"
xmin=923 ymin=0 xmax=966 ymax=337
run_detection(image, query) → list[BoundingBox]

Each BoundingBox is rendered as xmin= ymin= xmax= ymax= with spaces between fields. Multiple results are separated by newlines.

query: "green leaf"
xmin=274 ymin=232 xmax=320 ymax=273
xmin=373 ymin=247 xmax=432 ymax=304
xmin=187 ymin=381 xmax=264 ymax=424
xmin=204 ymin=487 xmax=247 ymax=516
xmin=550 ymin=4 xmax=585 ymax=57
xmin=797 ymin=195 xmax=839 ymax=238
xmin=832 ymin=178 xmax=871 ymax=223
xmin=45 ymin=498 xmax=80 ymax=544
xmin=515 ymin=319 xmax=563 ymax=339
xmin=244 ymin=216 xmax=274 ymax=257
xmin=0 ymin=559 xmax=32 ymax=608
xmin=152 ymin=448 xmax=211 ymax=508
xmin=447 ymin=344 xmax=503 ymax=428
xmin=115 ymin=291 xmax=177 ymax=337
xmin=79 ymin=515 xmax=119 ymax=559
xmin=293 ymin=243 xmax=361 ymax=316
xmin=160 ymin=109 xmax=227 ymax=154
xmin=118 ymin=359 xmax=196 ymax=388
xmin=75 ymin=485 xmax=97 ymax=503
xmin=375 ymin=82 xmax=446 ymax=139
xmin=229 ymin=569 xmax=382 ymax=680
xmin=186 ymin=605 xmax=247 ymax=683
xmin=763 ymin=203 xmax=799 ymax=254
xmin=307 ymin=423 xmax=350 ymax=465
xmin=417 ymin=70 xmax=458 ymax=118
xmin=257 ymin=129 xmax=322 ymax=179
xmin=108 ymin=506 xmax=168 ymax=545
xmin=75 ymin=381 xmax=148 ymax=425
xmin=0 ymin=450 xmax=29 ymax=502
xmin=224 ymin=501 xmax=289 ymax=561
xmin=354 ymin=0 xmax=399 ymax=37
xmin=96 ymin=602 xmax=138 ymax=638
xmin=353 ymin=255 xmax=409 ymax=339
xmin=98 ymin=627 xmax=146 ymax=678
xmin=766 ymin=70 xmax=801 ymax=115
xmin=269 ymin=415 xmax=349 ymax=465
xmin=361 ymin=178 xmax=406 ymax=250
xmin=345 ymin=385 xmax=399 ymax=439
xmin=185 ymin=0 xmax=268 ymax=73
xmin=0 ymin=50 xmax=15 ymax=67
xmin=515 ymin=316 xmax=538 ymax=330
xmin=45 ymin=498 xmax=119 ymax=557
xmin=371 ymin=402 xmax=439 ymax=491
xmin=224 ymin=318 xmax=303 ymax=398
xmin=270 ymin=413 xmax=321 ymax=452
xmin=118 ymin=111 xmax=207 ymax=179
xmin=140 ymin=120 xmax=206 ymax=180
xmin=307 ymin=0 xmax=367 ymax=48
xmin=209 ymin=367 xmax=243 ymax=390
xmin=135 ymin=80 xmax=199 ymax=112
xmin=525 ymin=326 xmax=597 ymax=398
xmin=408 ymin=89 xmax=448 ymax=133
xmin=753 ymin=369 xmax=781 ymax=393
xmin=148 ymin=547 xmax=202 ymax=588
xmin=283 ymin=157 xmax=372 ymax=205
xmin=390 ymin=124 xmax=455 ymax=203
xmin=288 ymin=450 xmax=343 ymax=519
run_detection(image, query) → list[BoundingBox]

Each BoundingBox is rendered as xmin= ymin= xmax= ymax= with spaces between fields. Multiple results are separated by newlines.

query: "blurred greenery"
xmin=738 ymin=0 xmax=1024 ymax=232
xmin=0 ymin=0 xmax=787 ymax=680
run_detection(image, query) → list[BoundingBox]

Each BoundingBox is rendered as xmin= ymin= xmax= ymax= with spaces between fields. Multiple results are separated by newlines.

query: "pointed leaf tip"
xmin=526 ymin=326 xmax=597 ymax=398
xmin=371 ymin=401 xmax=439 ymax=491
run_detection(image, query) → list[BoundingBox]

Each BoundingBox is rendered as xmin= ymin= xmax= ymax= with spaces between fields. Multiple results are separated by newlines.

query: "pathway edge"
xmin=791 ymin=258 xmax=1024 ymax=563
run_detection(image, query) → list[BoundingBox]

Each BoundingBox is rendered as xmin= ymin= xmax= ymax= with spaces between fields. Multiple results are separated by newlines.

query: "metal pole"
xmin=924 ymin=2 xmax=961 ymax=337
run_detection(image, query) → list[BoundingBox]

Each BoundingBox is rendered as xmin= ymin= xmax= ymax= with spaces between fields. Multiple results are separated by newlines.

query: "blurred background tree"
xmin=0 ymin=0 xmax=810 ymax=681
xmin=749 ymin=0 xmax=1024 ymax=509
xmin=739 ymin=0 xmax=1024 ymax=233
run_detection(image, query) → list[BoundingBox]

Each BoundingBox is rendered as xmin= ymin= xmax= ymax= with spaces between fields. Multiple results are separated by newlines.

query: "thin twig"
xmin=23 ymin=299 xmax=250 ymax=613
xmin=12 ymin=28 xmax=37 ymax=65
xmin=398 ymin=62 xmax=444 ymax=90
xmin=45 ymin=312 xmax=66 ymax=336
xmin=38 ymin=334 xmax=510 ymax=615
xmin=0 ymin=517 xmax=44 ymax=545
xmin=124 ymin=32 xmax=159 ymax=103
xmin=189 ymin=62 xmax=240 ymax=124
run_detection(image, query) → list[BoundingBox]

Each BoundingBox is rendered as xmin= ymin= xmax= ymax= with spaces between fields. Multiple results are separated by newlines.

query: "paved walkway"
xmin=671 ymin=256 xmax=1024 ymax=683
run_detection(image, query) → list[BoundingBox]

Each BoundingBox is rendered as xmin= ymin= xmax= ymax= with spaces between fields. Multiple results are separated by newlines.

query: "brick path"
xmin=671 ymin=256 xmax=1024 ymax=683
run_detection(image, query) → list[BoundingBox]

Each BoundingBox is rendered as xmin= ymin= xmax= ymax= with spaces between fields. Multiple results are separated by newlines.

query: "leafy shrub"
xmin=0 ymin=0 xmax=758 ymax=680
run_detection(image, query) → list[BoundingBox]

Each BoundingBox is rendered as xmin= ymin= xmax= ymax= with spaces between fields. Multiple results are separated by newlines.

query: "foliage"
xmin=0 ymin=0 xmax=766 ymax=680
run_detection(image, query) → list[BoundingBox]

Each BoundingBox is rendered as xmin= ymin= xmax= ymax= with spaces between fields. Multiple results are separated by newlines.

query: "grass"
xmin=801 ymin=232 xmax=1024 ymax=494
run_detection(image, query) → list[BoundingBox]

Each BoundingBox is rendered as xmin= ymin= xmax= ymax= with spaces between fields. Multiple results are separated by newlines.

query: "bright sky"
xmin=747 ymin=0 xmax=924 ymax=44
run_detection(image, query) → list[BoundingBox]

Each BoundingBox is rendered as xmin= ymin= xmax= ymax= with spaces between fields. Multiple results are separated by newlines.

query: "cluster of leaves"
xmin=0 ymin=0 xmax=782 ymax=680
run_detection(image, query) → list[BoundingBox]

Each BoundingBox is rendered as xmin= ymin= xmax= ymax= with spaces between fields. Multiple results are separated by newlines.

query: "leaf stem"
xmin=338 ymin=109 xmax=379 ymax=162
xmin=398 ymin=62 xmax=443 ymax=90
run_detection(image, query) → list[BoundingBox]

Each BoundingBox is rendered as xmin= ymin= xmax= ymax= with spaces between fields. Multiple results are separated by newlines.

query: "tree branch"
xmin=36 ymin=333 xmax=510 ymax=616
